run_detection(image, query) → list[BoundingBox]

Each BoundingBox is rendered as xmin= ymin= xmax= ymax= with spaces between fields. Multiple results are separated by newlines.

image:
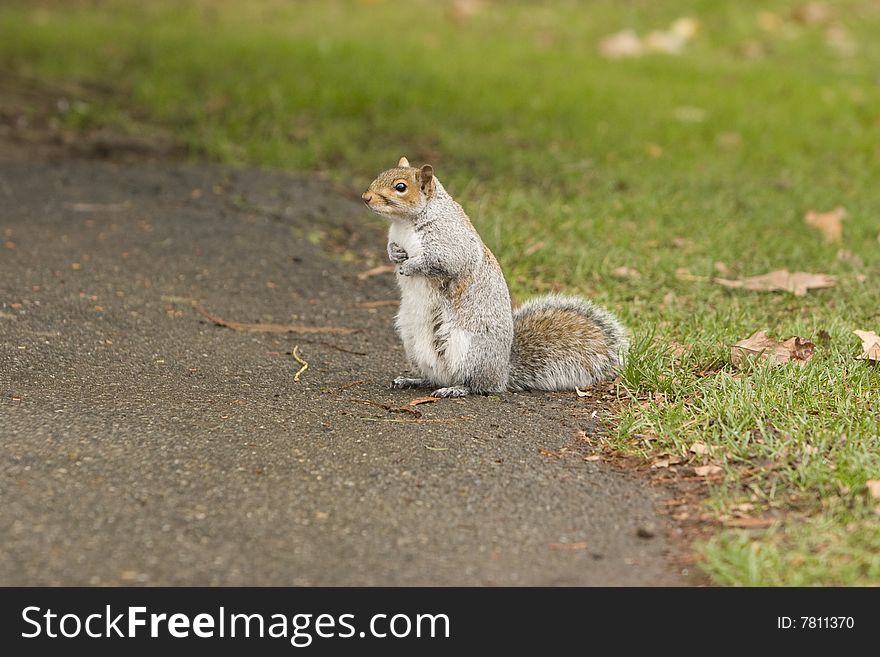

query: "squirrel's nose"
xmin=362 ymin=192 xmax=373 ymax=205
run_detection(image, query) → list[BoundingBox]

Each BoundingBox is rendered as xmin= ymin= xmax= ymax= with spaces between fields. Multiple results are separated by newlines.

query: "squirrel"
xmin=362 ymin=156 xmax=629 ymax=398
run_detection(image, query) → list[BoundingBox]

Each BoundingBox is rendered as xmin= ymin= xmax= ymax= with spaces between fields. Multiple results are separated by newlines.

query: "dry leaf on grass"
xmin=866 ymin=480 xmax=880 ymax=499
xmin=694 ymin=464 xmax=723 ymax=477
xmin=612 ymin=266 xmax=641 ymax=280
xmin=805 ymin=206 xmax=846 ymax=242
xmin=854 ymin=330 xmax=880 ymax=363
xmin=731 ymin=330 xmax=815 ymax=368
xmin=716 ymin=269 xmax=836 ymax=296
xmin=723 ymin=517 xmax=774 ymax=529
xmin=690 ymin=442 xmax=710 ymax=456
xmin=598 ymin=29 xmax=644 ymax=58
xmin=600 ymin=17 xmax=698 ymax=59
xmin=651 ymin=455 xmax=682 ymax=469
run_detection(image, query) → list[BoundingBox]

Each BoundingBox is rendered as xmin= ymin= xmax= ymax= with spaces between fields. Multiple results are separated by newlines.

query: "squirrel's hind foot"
xmin=391 ymin=377 xmax=430 ymax=389
xmin=431 ymin=386 xmax=469 ymax=398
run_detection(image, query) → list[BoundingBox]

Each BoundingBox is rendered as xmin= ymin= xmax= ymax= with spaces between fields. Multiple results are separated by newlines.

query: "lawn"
xmin=2 ymin=0 xmax=879 ymax=585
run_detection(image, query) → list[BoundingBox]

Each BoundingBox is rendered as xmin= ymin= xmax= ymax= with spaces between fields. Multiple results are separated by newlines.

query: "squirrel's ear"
xmin=419 ymin=165 xmax=434 ymax=191
xmin=397 ymin=156 xmax=410 ymax=168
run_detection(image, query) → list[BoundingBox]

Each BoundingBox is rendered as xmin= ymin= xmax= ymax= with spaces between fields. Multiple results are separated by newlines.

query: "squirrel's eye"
xmin=394 ymin=182 xmax=407 ymax=193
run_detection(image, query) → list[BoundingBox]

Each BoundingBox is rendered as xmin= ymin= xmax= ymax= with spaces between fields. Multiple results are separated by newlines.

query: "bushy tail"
xmin=508 ymin=294 xmax=629 ymax=392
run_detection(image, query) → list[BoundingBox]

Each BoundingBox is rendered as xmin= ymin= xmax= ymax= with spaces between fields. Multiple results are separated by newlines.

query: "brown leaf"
xmin=731 ymin=330 xmax=815 ymax=368
xmin=690 ymin=442 xmax=710 ymax=456
xmin=805 ymin=206 xmax=846 ymax=242
xmin=723 ymin=517 xmax=774 ymax=529
xmin=716 ymin=269 xmax=836 ymax=296
xmin=356 ymin=264 xmax=395 ymax=281
xmin=598 ymin=30 xmax=644 ymax=59
xmin=694 ymin=464 xmax=723 ymax=477
xmin=866 ymin=480 xmax=880 ymax=499
xmin=651 ymin=455 xmax=682 ymax=469
xmin=854 ymin=330 xmax=880 ymax=363
xmin=612 ymin=266 xmax=641 ymax=280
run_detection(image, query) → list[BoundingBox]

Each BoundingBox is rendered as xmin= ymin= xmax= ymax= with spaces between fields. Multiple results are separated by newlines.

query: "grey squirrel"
xmin=362 ymin=157 xmax=629 ymax=398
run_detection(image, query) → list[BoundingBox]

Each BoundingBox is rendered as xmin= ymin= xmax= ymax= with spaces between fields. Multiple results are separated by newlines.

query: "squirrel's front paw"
xmin=387 ymin=242 xmax=408 ymax=264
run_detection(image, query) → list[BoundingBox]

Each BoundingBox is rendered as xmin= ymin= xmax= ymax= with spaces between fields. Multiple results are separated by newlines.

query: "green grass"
xmin=3 ymin=0 xmax=880 ymax=585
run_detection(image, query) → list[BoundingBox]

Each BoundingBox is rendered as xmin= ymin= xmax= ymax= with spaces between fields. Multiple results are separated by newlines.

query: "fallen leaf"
xmin=408 ymin=396 xmax=439 ymax=407
xmin=826 ymin=24 xmax=857 ymax=56
xmin=670 ymin=16 xmax=700 ymax=40
xmin=652 ymin=455 xmax=682 ymax=469
xmin=854 ymin=330 xmax=880 ymax=363
xmin=584 ymin=454 xmax=602 ymax=462
xmin=575 ymin=387 xmax=591 ymax=397
xmin=668 ymin=341 xmax=688 ymax=357
xmin=867 ymin=480 xmax=880 ymax=499
xmin=791 ymin=2 xmax=833 ymax=26
xmin=612 ymin=266 xmax=641 ymax=280
xmin=644 ymin=29 xmax=686 ymax=55
xmin=356 ymin=264 xmax=395 ymax=280
xmin=723 ymin=517 xmax=774 ymax=529
xmin=805 ymin=206 xmax=846 ymax=242
xmin=690 ymin=442 xmax=710 ymax=456
xmin=538 ymin=447 xmax=562 ymax=459
xmin=731 ymin=330 xmax=815 ymax=368
xmin=448 ymin=0 xmax=485 ymax=22
xmin=716 ymin=269 xmax=836 ymax=296
xmin=694 ymin=464 xmax=723 ymax=477
xmin=598 ymin=29 xmax=644 ymax=59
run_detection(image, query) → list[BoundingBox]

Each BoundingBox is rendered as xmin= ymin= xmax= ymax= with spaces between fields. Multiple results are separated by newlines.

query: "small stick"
xmin=292 ymin=345 xmax=309 ymax=382
xmin=194 ymin=304 xmax=355 ymax=334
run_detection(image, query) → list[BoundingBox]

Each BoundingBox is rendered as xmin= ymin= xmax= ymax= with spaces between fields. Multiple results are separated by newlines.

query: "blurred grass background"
xmin=2 ymin=0 xmax=880 ymax=584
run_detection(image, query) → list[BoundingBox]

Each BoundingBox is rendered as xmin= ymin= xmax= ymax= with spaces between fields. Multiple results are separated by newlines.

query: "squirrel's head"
xmin=362 ymin=156 xmax=436 ymax=220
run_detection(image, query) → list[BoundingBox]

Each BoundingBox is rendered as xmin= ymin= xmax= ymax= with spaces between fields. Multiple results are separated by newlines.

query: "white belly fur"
xmin=388 ymin=221 xmax=466 ymax=386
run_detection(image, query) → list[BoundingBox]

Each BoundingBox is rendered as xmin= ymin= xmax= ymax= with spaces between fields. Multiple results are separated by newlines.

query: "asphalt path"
xmin=0 ymin=150 xmax=684 ymax=585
